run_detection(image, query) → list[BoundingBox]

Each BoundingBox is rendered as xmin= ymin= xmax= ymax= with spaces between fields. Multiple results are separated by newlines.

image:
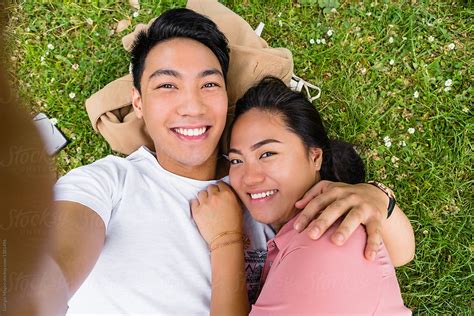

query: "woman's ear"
xmin=309 ymin=147 xmax=323 ymax=171
xmin=132 ymin=87 xmax=144 ymax=119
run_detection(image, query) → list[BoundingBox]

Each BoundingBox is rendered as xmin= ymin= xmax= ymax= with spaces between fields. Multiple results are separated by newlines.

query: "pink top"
xmin=250 ymin=216 xmax=411 ymax=316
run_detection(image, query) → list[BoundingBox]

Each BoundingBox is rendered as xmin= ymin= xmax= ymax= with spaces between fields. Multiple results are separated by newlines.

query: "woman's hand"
xmin=293 ymin=180 xmax=415 ymax=265
xmin=191 ymin=182 xmax=244 ymax=246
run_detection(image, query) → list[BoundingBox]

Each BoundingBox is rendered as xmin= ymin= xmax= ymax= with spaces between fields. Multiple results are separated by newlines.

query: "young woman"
xmin=192 ymin=77 xmax=412 ymax=315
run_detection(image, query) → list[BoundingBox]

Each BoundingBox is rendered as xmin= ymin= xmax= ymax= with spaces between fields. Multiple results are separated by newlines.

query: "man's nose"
xmin=177 ymin=88 xmax=206 ymax=116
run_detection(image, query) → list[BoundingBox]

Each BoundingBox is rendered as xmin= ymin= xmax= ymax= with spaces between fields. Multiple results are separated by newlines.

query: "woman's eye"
xmin=203 ymin=82 xmax=219 ymax=88
xmin=229 ymin=159 xmax=242 ymax=165
xmin=260 ymin=152 xmax=275 ymax=159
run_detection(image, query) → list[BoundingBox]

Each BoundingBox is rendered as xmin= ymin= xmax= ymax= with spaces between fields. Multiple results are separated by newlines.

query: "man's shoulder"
xmin=59 ymin=147 xmax=151 ymax=179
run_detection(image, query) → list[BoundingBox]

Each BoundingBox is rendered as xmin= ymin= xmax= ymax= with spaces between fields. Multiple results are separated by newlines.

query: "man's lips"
xmin=171 ymin=126 xmax=211 ymax=140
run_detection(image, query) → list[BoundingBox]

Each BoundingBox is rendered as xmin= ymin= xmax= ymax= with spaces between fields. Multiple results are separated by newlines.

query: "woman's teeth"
xmin=250 ymin=190 xmax=277 ymax=200
xmin=174 ymin=127 xmax=207 ymax=136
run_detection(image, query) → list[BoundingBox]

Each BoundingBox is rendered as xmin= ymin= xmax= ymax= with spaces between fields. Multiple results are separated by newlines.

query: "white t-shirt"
xmin=54 ymin=146 xmax=273 ymax=315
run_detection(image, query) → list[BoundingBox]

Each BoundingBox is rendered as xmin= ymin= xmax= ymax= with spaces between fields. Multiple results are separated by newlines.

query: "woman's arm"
xmin=293 ymin=181 xmax=415 ymax=266
xmin=192 ymin=182 xmax=248 ymax=316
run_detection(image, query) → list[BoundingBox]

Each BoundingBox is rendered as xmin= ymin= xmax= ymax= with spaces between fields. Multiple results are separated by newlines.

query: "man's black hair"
xmin=130 ymin=8 xmax=229 ymax=92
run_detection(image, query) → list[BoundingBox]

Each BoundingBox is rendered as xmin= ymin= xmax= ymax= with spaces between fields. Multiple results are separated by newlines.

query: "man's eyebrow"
xmin=148 ymin=69 xmax=181 ymax=80
xmin=199 ymin=68 xmax=224 ymax=78
xmin=228 ymin=139 xmax=282 ymax=155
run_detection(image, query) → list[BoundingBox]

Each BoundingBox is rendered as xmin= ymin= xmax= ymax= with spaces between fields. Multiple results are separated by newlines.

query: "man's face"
xmin=132 ymin=38 xmax=228 ymax=180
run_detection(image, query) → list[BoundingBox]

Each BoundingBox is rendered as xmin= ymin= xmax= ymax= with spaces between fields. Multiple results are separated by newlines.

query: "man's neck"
xmin=155 ymin=153 xmax=219 ymax=181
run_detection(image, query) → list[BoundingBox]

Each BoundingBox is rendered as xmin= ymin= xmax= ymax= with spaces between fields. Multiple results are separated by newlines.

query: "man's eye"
xmin=203 ymin=82 xmax=219 ymax=88
xmin=157 ymin=83 xmax=176 ymax=89
xmin=260 ymin=152 xmax=275 ymax=159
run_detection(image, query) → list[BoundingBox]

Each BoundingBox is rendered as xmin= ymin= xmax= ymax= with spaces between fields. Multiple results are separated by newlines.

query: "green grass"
xmin=5 ymin=0 xmax=473 ymax=314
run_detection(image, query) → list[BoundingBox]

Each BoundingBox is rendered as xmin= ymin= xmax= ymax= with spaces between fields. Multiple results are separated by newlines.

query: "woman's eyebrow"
xmin=228 ymin=139 xmax=282 ymax=155
xmin=250 ymin=139 xmax=281 ymax=151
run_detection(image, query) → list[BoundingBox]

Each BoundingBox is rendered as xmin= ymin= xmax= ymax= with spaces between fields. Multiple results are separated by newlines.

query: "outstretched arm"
xmin=192 ymin=182 xmax=248 ymax=316
xmin=293 ymin=181 xmax=415 ymax=266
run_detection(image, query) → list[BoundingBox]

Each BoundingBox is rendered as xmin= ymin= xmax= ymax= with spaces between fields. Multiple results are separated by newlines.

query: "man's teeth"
xmin=250 ymin=190 xmax=277 ymax=200
xmin=174 ymin=127 xmax=207 ymax=136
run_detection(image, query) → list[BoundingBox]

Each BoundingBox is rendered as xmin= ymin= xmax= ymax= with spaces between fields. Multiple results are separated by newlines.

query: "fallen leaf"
xmin=116 ymin=18 xmax=131 ymax=33
xmin=129 ymin=0 xmax=140 ymax=10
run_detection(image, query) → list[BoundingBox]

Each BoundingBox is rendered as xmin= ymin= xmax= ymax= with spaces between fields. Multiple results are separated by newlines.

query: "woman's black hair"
xmin=232 ymin=76 xmax=365 ymax=184
xmin=130 ymin=8 xmax=229 ymax=92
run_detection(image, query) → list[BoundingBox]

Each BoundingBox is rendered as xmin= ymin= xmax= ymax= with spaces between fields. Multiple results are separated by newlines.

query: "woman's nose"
xmin=242 ymin=163 xmax=265 ymax=187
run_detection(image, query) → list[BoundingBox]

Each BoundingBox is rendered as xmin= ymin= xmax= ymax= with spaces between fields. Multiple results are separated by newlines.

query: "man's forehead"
xmin=142 ymin=38 xmax=222 ymax=80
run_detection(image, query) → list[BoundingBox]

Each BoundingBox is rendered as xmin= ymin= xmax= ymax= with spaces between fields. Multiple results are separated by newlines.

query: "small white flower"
xmin=86 ymin=18 xmax=94 ymax=25
xmin=72 ymin=63 xmax=79 ymax=70
xmin=428 ymin=36 xmax=434 ymax=43
xmin=389 ymin=59 xmax=395 ymax=65
xmin=388 ymin=36 xmax=394 ymax=44
xmin=385 ymin=141 xmax=392 ymax=148
xmin=391 ymin=156 xmax=399 ymax=163
xmin=40 ymin=56 xmax=45 ymax=62
xmin=407 ymin=128 xmax=415 ymax=134
xmin=321 ymin=38 xmax=326 ymax=44
xmin=413 ymin=91 xmax=419 ymax=98
xmin=278 ymin=20 xmax=283 ymax=27
xmin=361 ymin=67 xmax=367 ymax=75
xmin=25 ymin=27 xmax=30 ymax=32
xmin=331 ymin=8 xmax=337 ymax=13
xmin=317 ymin=23 xmax=322 ymax=27
xmin=45 ymin=51 xmax=49 ymax=56
xmin=277 ymin=12 xmax=282 ymax=17
xmin=383 ymin=136 xmax=391 ymax=143
xmin=132 ymin=11 xmax=139 ymax=18
xmin=444 ymin=86 xmax=452 ymax=92
xmin=316 ymin=39 xmax=321 ymax=44
xmin=444 ymin=79 xmax=453 ymax=87
xmin=49 ymin=118 xmax=58 ymax=125
xmin=366 ymin=12 xmax=372 ymax=16
xmin=462 ymin=107 xmax=469 ymax=113
xmin=47 ymin=43 xmax=54 ymax=50
xmin=447 ymin=43 xmax=455 ymax=50
xmin=69 ymin=92 xmax=76 ymax=99
xmin=327 ymin=29 xmax=333 ymax=37
xmin=310 ymin=38 xmax=315 ymax=45
xmin=402 ymin=36 xmax=407 ymax=41
xmin=399 ymin=140 xmax=407 ymax=147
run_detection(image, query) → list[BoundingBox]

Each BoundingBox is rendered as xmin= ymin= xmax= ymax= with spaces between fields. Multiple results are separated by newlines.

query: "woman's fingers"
xmin=207 ymin=184 xmax=219 ymax=196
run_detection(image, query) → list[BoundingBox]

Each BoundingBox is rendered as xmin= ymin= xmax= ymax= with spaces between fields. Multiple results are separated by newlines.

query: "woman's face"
xmin=228 ymin=108 xmax=323 ymax=231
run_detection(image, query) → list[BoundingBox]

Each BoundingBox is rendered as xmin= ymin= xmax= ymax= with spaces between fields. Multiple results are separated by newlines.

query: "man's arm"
xmin=293 ymin=181 xmax=415 ymax=267
xmin=49 ymin=201 xmax=106 ymax=297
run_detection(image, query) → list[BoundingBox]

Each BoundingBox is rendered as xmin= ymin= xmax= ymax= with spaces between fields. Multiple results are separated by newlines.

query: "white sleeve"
xmin=53 ymin=157 xmax=124 ymax=230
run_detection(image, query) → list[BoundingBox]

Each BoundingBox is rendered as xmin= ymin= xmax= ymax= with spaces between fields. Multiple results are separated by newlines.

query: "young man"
xmin=49 ymin=8 xmax=414 ymax=314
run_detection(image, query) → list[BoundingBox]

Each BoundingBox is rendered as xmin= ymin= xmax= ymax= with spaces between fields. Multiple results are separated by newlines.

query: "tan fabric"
xmin=85 ymin=0 xmax=293 ymax=155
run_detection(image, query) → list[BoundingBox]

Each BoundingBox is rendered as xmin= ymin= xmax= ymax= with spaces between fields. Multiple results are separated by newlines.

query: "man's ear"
xmin=132 ymin=87 xmax=144 ymax=119
xmin=309 ymin=147 xmax=323 ymax=171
